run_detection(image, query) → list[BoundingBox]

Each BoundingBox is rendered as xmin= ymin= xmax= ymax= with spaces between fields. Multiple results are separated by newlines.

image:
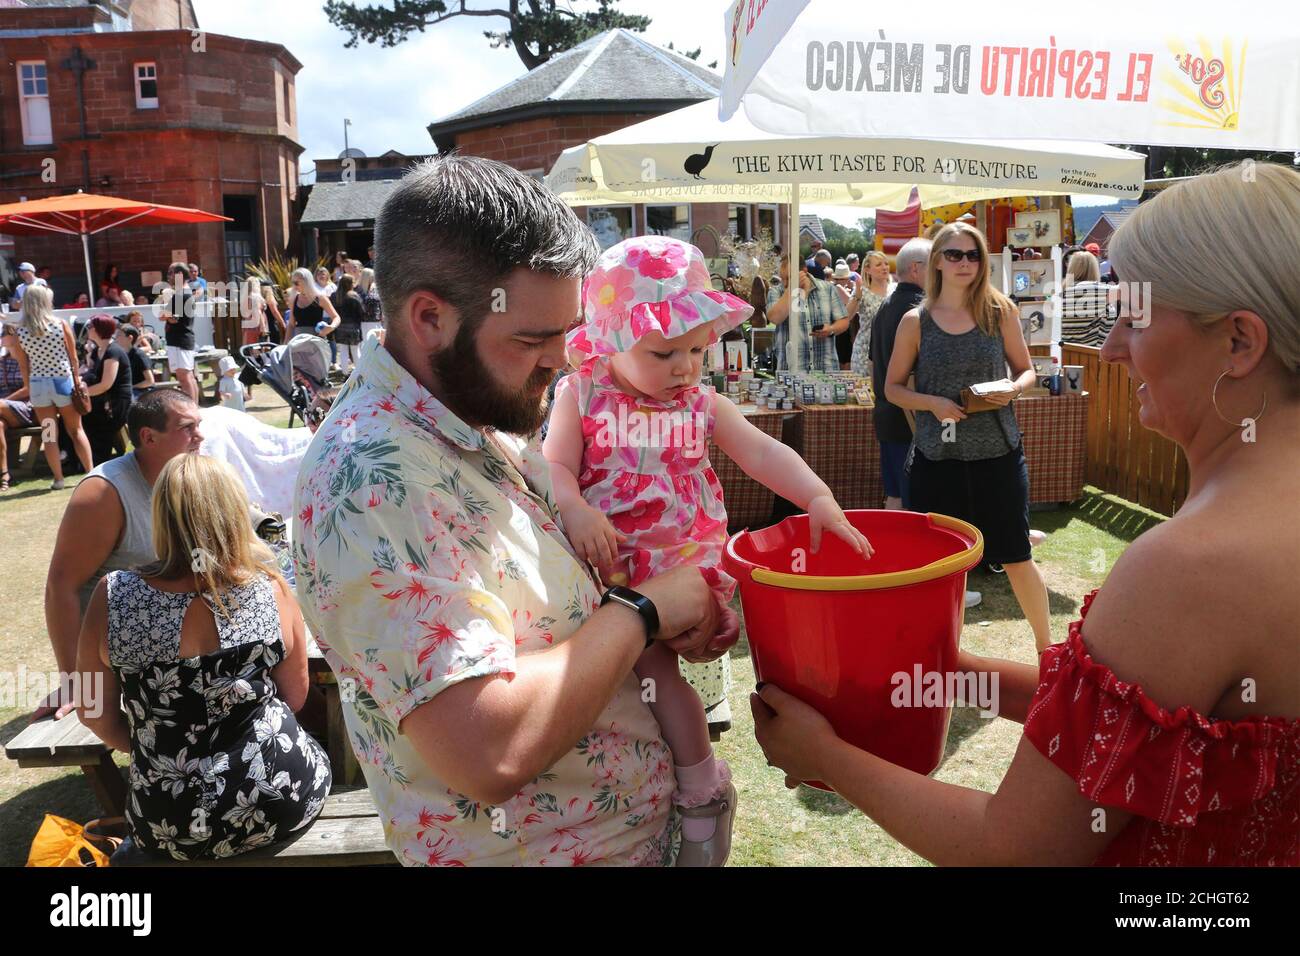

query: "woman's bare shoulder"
xmin=1080 ymin=515 xmax=1269 ymax=715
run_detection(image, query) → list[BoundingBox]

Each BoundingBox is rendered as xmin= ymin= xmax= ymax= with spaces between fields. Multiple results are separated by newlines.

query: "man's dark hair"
xmin=127 ymin=387 xmax=195 ymax=446
xmin=374 ymin=154 xmax=598 ymax=333
xmin=119 ymin=324 xmax=140 ymax=342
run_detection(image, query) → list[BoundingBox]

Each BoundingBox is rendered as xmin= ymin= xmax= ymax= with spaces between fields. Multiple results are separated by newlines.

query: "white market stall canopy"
xmin=719 ymin=1 xmax=1300 ymax=150
xmin=546 ymin=98 xmax=1146 ymax=206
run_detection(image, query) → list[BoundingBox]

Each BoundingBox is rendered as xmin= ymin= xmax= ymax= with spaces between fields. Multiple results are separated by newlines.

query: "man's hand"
xmin=31 ymin=686 xmax=76 ymax=722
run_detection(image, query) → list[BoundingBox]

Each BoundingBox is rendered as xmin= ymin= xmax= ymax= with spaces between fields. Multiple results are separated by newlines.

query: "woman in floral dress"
xmin=77 ymin=453 xmax=331 ymax=861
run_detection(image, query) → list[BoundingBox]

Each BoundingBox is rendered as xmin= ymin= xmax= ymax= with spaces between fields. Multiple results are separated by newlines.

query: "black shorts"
xmin=904 ymin=443 xmax=1031 ymax=565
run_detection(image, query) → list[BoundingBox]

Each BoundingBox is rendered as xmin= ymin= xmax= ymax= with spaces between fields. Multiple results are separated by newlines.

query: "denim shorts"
xmin=29 ymin=375 xmax=73 ymax=409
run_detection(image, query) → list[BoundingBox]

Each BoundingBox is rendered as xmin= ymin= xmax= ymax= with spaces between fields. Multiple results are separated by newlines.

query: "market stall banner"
xmin=546 ymin=99 xmax=1146 ymax=207
xmin=719 ymin=1 xmax=1300 ymax=151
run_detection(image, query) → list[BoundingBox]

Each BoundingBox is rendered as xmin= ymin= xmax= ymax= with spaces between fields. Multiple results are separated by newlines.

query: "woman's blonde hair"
xmin=20 ymin=283 xmax=56 ymax=338
xmin=140 ymin=454 xmax=281 ymax=619
xmin=1108 ymin=162 xmax=1300 ymax=378
xmin=863 ymin=251 xmax=890 ymax=282
xmin=924 ymin=222 xmax=1016 ymax=336
xmin=290 ymin=267 xmax=320 ymax=300
xmin=241 ymin=277 xmax=262 ymax=315
xmin=1066 ymin=250 xmax=1100 ymax=285
xmin=359 ymin=267 xmax=375 ymax=294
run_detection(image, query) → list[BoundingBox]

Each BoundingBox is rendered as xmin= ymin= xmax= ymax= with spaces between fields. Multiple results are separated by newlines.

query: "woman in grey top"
xmin=884 ymin=222 xmax=1051 ymax=652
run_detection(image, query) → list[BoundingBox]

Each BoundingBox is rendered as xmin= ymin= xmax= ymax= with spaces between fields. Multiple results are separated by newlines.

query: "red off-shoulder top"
xmin=1024 ymin=589 xmax=1299 ymax=866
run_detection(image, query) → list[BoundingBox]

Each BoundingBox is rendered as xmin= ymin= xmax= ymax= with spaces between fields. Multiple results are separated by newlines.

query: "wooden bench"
xmin=3 ymin=713 xmax=127 ymax=816
xmin=122 ymin=788 xmax=395 ymax=867
xmin=5 ymin=424 xmax=47 ymax=479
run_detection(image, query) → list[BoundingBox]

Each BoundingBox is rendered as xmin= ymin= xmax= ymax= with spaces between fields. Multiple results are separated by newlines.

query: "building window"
xmin=587 ymin=206 xmax=634 ymax=251
xmin=135 ymin=62 xmax=158 ymax=109
xmin=645 ymin=204 xmax=691 ymax=242
xmin=17 ymin=61 xmax=52 ymax=146
xmin=757 ymin=205 xmax=781 ymax=246
xmin=728 ymin=204 xmax=753 ymax=240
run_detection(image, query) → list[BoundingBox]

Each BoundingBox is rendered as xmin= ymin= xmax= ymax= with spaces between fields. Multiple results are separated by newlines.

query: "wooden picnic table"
xmin=4 ymin=712 xmax=127 ymax=817
xmin=148 ymin=348 xmax=229 ymax=403
xmin=307 ymin=637 xmax=363 ymax=787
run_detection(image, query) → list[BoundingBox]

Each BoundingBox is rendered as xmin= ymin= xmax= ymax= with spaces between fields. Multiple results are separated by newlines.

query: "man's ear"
xmin=401 ymin=290 xmax=460 ymax=352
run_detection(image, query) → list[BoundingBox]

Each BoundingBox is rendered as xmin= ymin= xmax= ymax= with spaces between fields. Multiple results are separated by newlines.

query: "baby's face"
xmin=611 ymin=323 xmax=712 ymax=402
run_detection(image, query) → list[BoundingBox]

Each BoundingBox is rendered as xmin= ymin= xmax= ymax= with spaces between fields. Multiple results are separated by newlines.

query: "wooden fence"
xmin=1051 ymin=344 xmax=1189 ymax=515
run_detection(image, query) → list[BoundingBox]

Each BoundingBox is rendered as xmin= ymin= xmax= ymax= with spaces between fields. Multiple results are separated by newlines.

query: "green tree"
xmin=1129 ymin=145 xmax=1295 ymax=181
xmin=816 ymin=218 xmax=874 ymax=264
xmin=323 ymin=0 xmax=650 ymax=68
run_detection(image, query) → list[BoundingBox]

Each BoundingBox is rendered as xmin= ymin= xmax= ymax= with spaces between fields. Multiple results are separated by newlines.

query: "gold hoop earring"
xmin=1211 ymin=369 xmax=1267 ymax=427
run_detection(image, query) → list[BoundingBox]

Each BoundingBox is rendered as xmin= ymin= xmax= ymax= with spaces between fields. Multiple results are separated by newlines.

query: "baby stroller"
xmin=240 ymin=334 xmax=344 ymax=428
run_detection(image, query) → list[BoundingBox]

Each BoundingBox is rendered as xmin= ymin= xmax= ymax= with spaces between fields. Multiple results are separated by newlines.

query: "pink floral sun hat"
xmin=567 ymin=236 xmax=753 ymax=364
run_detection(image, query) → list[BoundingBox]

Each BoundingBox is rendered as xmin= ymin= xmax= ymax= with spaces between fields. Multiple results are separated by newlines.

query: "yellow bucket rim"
xmin=746 ymin=513 xmax=985 ymax=592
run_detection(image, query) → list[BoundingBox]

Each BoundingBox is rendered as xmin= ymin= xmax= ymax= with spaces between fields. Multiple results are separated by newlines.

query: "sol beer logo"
xmin=1162 ymin=39 xmax=1245 ymax=132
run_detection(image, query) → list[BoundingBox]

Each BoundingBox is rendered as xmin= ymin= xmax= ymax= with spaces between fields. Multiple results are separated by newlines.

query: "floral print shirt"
xmin=293 ymin=335 xmax=676 ymax=866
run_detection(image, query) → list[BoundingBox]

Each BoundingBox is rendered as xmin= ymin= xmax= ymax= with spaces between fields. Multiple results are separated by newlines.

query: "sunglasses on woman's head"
xmin=941 ymin=249 xmax=982 ymax=263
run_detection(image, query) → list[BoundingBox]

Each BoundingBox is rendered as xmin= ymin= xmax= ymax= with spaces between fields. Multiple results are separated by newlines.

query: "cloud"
xmin=193 ymin=0 xmax=726 ymax=175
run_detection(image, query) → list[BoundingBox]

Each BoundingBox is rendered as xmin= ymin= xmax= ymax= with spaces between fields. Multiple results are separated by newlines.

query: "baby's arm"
xmin=541 ymin=386 xmax=625 ymax=576
xmin=712 ymin=397 xmax=873 ymax=557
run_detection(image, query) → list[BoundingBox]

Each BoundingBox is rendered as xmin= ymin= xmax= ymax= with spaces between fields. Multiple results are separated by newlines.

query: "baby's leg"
xmin=635 ymin=643 xmax=730 ymax=842
xmin=635 ymin=642 xmax=711 ymax=768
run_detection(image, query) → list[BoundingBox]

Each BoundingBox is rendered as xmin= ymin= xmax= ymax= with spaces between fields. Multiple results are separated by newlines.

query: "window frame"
xmin=134 ymin=61 xmax=159 ymax=109
xmin=17 ymin=60 xmax=52 ymax=146
xmin=644 ymin=203 xmax=693 ymax=243
xmin=585 ymin=204 xmax=636 ymax=251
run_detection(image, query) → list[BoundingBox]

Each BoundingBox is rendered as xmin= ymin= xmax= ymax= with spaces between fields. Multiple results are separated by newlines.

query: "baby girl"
xmin=543 ymin=237 xmax=872 ymax=865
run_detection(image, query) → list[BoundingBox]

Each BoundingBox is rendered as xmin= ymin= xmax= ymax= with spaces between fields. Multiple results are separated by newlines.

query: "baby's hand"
xmin=808 ymin=495 xmax=874 ymax=558
xmin=565 ymin=502 xmax=626 ymax=576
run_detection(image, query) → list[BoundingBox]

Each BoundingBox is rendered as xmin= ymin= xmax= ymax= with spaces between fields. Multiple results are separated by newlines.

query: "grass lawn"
xmin=0 ymin=384 xmax=1167 ymax=865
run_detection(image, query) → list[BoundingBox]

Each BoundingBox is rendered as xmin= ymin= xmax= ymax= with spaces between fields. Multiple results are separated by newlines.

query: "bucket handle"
xmin=748 ymin=513 xmax=984 ymax=591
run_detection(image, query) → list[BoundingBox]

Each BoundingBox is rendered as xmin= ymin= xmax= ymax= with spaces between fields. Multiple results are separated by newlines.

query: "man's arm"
xmin=45 ymin=478 xmax=124 ymax=686
xmin=400 ymin=566 xmax=715 ymax=806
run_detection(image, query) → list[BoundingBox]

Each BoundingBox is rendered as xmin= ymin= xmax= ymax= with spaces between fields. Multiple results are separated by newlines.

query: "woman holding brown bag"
xmin=883 ymin=222 xmax=1051 ymax=653
xmin=7 ymin=284 xmax=93 ymax=489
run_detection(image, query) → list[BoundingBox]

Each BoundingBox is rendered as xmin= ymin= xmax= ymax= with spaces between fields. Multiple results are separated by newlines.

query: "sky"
xmin=192 ymin=0 xmax=1113 ymax=223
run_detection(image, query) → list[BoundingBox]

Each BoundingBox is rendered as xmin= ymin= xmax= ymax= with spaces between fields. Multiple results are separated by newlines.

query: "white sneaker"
xmin=964 ymin=590 xmax=982 ymax=609
xmin=50 ymin=478 xmax=65 ymax=491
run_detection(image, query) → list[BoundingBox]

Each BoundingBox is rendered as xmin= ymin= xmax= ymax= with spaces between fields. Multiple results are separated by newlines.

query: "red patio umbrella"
xmin=0 ymin=190 xmax=231 ymax=301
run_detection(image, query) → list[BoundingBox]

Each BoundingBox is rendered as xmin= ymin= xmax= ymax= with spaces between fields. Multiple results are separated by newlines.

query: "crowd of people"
xmin=10 ymin=156 xmax=1296 ymax=869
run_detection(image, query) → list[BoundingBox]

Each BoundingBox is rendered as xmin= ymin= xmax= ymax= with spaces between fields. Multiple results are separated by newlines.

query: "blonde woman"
xmin=8 ymin=284 xmax=93 ymax=488
xmin=1060 ymin=250 xmax=1111 ymax=347
xmin=240 ymin=277 xmax=269 ymax=348
xmin=76 ymin=453 xmax=331 ymax=861
xmin=358 ymin=267 xmax=383 ymax=342
xmin=262 ymin=284 xmax=287 ymax=342
xmin=883 ymin=222 xmax=1050 ymax=651
xmin=289 ymin=268 xmax=340 ymax=365
xmin=755 ymin=163 xmax=1300 ymax=867
xmin=849 ymin=250 xmax=895 ymax=375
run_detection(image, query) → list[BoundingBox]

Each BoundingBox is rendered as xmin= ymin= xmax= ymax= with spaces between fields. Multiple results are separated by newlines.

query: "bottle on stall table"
xmin=1049 ymin=357 xmax=1062 ymax=396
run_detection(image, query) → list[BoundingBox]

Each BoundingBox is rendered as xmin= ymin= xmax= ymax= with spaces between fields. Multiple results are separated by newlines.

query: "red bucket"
xmin=724 ymin=510 xmax=983 ymax=789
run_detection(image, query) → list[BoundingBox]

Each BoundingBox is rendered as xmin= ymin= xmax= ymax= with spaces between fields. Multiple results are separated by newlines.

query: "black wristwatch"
xmin=601 ymin=586 xmax=660 ymax=648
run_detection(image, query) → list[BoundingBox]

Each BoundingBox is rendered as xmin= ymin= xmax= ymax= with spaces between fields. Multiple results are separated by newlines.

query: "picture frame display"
xmin=1013 ymin=208 xmax=1062 ymax=247
xmin=1006 ymin=226 xmax=1035 ymax=247
xmin=1010 ymin=260 xmax=1053 ymax=297
xmin=1018 ymin=299 xmax=1055 ymax=346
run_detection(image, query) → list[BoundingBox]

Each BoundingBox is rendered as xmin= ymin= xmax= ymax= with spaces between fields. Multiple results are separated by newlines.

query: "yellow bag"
xmin=26 ymin=814 xmax=122 ymax=867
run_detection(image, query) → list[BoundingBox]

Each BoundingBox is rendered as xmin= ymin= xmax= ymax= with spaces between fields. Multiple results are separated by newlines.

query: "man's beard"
xmin=432 ymin=321 xmax=554 ymax=436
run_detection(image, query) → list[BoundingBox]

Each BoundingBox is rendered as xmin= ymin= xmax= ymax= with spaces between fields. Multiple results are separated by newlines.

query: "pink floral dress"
xmin=556 ymin=356 xmax=736 ymax=605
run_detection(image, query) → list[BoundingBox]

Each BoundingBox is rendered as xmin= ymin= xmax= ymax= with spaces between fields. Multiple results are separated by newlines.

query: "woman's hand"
xmin=929 ymin=396 xmax=967 ymax=421
xmin=565 ymin=501 xmax=625 ymax=576
xmin=807 ymin=494 xmax=873 ymax=557
xmin=751 ymin=683 xmax=840 ymax=785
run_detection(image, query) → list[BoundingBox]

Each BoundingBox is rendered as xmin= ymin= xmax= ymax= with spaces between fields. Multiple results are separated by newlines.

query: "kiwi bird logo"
xmin=684 ymin=145 xmax=718 ymax=179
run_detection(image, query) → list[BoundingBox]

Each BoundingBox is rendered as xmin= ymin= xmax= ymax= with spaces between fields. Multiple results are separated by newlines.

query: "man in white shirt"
xmin=9 ymin=261 xmax=48 ymax=309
